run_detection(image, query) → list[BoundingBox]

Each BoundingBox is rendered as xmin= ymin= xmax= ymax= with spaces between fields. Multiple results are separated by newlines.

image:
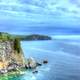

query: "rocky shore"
xmin=0 ymin=57 xmax=48 ymax=74
xmin=0 ymin=32 xmax=48 ymax=75
xmin=25 ymin=57 xmax=48 ymax=74
xmin=0 ymin=40 xmax=47 ymax=74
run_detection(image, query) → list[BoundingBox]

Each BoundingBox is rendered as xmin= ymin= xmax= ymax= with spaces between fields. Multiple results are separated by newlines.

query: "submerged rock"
xmin=32 ymin=70 xmax=38 ymax=74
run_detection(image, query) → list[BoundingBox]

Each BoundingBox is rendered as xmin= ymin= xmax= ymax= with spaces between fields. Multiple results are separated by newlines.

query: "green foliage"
xmin=0 ymin=32 xmax=14 ymax=40
xmin=0 ymin=32 xmax=22 ymax=53
xmin=14 ymin=38 xmax=21 ymax=53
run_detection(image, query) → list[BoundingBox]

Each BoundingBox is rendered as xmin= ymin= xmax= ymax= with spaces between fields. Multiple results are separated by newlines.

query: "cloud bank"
xmin=0 ymin=0 xmax=80 ymax=34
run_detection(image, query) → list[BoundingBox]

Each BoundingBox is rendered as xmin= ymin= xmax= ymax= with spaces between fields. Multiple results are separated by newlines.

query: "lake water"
xmin=1 ymin=39 xmax=80 ymax=80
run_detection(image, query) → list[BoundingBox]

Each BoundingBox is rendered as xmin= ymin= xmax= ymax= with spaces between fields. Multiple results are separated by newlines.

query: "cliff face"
xmin=0 ymin=40 xmax=25 ymax=69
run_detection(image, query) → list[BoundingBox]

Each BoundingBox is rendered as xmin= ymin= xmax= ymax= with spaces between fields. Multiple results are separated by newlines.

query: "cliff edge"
xmin=0 ymin=32 xmax=25 ymax=70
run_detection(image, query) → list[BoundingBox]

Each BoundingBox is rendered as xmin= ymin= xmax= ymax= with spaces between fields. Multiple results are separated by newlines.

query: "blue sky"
xmin=0 ymin=0 xmax=80 ymax=35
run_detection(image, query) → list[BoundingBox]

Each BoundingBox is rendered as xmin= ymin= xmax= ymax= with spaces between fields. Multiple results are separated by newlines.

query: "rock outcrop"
xmin=0 ymin=40 xmax=25 ymax=70
xmin=25 ymin=57 xmax=37 ymax=69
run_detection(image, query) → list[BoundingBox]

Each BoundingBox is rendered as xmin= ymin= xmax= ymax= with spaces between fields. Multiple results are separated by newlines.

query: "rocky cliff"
xmin=0 ymin=33 xmax=25 ymax=70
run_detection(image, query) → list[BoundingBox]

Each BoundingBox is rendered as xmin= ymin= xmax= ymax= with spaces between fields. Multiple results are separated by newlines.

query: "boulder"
xmin=26 ymin=57 xmax=37 ymax=69
xmin=0 ymin=69 xmax=7 ymax=74
xmin=43 ymin=60 xmax=48 ymax=64
xmin=7 ymin=63 xmax=19 ymax=72
xmin=36 ymin=63 xmax=42 ymax=66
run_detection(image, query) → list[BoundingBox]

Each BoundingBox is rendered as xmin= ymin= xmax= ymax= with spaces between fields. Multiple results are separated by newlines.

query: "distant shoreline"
xmin=14 ymin=34 xmax=52 ymax=41
xmin=0 ymin=32 xmax=52 ymax=41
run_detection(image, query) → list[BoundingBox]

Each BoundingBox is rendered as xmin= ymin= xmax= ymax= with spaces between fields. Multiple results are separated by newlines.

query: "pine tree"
xmin=14 ymin=38 xmax=21 ymax=53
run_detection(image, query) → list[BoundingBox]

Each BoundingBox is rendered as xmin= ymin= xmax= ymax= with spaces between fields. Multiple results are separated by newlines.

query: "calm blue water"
xmin=8 ymin=39 xmax=80 ymax=80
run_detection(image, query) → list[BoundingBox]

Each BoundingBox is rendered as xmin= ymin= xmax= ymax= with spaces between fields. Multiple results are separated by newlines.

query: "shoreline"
xmin=0 ymin=57 xmax=48 ymax=76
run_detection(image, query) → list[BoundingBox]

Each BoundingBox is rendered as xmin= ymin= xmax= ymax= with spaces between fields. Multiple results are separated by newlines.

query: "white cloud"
xmin=0 ymin=0 xmax=80 ymax=28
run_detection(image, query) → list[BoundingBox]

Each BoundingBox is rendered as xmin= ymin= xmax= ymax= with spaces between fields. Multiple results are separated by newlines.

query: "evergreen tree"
xmin=14 ymin=38 xmax=21 ymax=53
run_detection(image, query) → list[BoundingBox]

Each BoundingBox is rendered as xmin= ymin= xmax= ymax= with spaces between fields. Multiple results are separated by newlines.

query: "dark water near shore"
xmin=1 ymin=39 xmax=80 ymax=80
